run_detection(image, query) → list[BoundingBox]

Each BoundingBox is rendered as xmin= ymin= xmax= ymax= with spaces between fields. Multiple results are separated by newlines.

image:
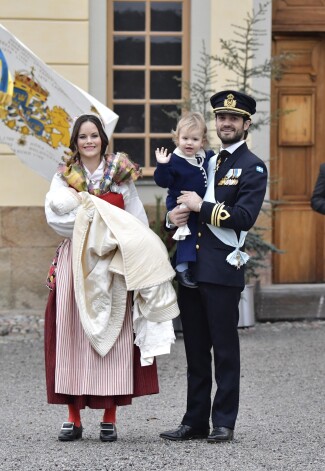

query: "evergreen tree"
xmin=168 ymin=1 xmax=288 ymax=282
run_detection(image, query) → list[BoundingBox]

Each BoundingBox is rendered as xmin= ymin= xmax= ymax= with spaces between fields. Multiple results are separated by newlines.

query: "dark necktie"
xmin=195 ymin=154 xmax=203 ymax=165
xmin=215 ymin=149 xmax=230 ymax=173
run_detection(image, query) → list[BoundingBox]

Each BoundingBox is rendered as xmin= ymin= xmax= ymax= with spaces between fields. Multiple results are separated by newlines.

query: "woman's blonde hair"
xmin=171 ymin=111 xmax=208 ymax=148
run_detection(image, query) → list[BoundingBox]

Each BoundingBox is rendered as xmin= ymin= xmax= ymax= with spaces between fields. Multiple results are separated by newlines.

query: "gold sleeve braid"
xmin=211 ymin=202 xmax=230 ymax=227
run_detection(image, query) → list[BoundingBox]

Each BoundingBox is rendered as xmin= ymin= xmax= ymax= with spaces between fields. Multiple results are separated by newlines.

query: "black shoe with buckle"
xmin=160 ymin=424 xmax=209 ymax=441
xmin=207 ymin=426 xmax=234 ymax=443
xmin=176 ymin=269 xmax=198 ymax=288
xmin=58 ymin=422 xmax=83 ymax=441
xmin=100 ymin=422 xmax=117 ymax=442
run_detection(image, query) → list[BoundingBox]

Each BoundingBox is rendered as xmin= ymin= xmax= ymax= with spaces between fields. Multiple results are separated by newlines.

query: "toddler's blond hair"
xmin=171 ymin=111 xmax=208 ymax=148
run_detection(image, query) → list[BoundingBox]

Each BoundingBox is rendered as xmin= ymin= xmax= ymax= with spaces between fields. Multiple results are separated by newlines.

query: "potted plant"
xmin=211 ymin=0 xmax=288 ymax=326
xmin=238 ymin=225 xmax=280 ymax=327
xmin=162 ymin=1 xmax=289 ymax=327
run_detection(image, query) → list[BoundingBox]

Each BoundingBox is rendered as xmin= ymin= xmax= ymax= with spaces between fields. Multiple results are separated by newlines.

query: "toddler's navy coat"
xmin=154 ymin=149 xmax=215 ymax=265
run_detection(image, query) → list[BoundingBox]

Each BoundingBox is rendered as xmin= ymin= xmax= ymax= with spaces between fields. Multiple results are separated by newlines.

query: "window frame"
xmin=107 ymin=0 xmax=190 ymax=176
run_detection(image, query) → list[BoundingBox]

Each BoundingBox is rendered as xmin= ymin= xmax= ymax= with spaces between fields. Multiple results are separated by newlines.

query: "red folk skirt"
xmin=44 ymin=191 xmax=159 ymax=409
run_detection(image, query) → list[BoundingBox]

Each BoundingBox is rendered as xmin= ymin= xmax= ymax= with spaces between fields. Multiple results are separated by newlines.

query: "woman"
xmin=44 ymin=114 xmax=178 ymax=442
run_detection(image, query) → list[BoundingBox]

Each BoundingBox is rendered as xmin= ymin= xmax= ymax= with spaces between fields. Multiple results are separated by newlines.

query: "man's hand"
xmin=168 ymin=204 xmax=191 ymax=227
xmin=177 ymin=191 xmax=202 ymax=212
xmin=155 ymin=147 xmax=171 ymax=164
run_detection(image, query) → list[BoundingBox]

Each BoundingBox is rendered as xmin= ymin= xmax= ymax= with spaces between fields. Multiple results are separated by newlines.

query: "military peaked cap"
xmin=210 ymin=90 xmax=256 ymax=117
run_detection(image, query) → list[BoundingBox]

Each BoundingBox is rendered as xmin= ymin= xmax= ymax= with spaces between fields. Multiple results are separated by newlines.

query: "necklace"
xmin=81 ymin=159 xmax=105 ymax=190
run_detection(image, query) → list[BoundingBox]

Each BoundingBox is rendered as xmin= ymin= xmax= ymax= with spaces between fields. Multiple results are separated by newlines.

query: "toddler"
xmin=154 ymin=112 xmax=215 ymax=288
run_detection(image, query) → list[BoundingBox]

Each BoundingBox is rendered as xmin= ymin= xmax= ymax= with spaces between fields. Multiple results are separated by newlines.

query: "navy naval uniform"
xmin=160 ymin=90 xmax=267 ymax=443
xmin=176 ymin=90 xmax=268 ymax=433
xmin=154 ymin=147 xmax=214 ymax=265
xmin=179 ymin=140 xmax=267 ymax=431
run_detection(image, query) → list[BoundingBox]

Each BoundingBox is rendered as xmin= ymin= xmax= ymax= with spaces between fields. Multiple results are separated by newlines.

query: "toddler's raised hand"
xmin=155 ymin=147 xmax=171 ymax=164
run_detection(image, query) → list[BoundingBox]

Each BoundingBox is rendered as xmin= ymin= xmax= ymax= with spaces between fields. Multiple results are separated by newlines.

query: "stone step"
xmin=256 ymin=284 xmax=325 ymax=321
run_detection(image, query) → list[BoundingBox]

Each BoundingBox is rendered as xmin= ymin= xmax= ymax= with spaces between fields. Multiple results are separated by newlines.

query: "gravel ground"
xmin=1 ymin=316 xmax=325 ymax=471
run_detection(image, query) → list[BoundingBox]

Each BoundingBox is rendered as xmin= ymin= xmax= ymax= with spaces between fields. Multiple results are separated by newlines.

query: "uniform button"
xmin=198 ymin=232 xmax=201 ymax=237
xmin=196 ymin=244 xmax=200 ymax=250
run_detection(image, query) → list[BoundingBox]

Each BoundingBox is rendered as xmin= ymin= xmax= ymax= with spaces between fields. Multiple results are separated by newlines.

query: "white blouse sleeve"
xmin=45 ymin=174 xmax=148 ymax=237
xmin=120 ymin=180 xmax=149 ymax=226
xmin=45 ymin=173 xmax=78 ymax=238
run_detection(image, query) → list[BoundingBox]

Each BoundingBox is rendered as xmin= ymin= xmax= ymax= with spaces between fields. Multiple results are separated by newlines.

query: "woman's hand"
xmin=177 ymin=191 xmax=202 ymax=212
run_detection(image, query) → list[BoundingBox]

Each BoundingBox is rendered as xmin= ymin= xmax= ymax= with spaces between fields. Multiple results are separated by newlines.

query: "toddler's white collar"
xmin=174 ymin=147 xmax=205 ymax=162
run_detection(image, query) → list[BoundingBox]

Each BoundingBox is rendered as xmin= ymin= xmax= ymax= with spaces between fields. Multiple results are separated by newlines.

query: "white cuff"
xmin=166 ymin=211 xmax=176 ymax=229
xmin=172 ymin=224 xmax=191 ymax=240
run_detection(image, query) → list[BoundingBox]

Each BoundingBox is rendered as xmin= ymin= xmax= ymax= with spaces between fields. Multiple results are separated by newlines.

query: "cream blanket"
xmin=72 ymin=192 xmax=179 ymax=360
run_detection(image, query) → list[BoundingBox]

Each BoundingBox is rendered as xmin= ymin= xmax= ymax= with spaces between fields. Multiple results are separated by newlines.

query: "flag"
xmin=0 ymin=24 xmax=119 ymax=181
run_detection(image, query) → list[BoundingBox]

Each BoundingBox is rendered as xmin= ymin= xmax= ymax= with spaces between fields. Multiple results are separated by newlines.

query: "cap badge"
xmin=224 ymin=94 xmax=236 ymax=108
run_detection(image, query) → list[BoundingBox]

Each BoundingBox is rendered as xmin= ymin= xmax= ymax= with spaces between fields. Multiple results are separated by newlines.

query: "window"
xmin=107 ymin=0 xmax=190 ymax=176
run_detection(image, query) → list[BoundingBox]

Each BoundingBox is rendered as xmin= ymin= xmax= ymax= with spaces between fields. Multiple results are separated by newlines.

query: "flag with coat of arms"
xmin=0 ymin=24 xmax=119 ymax=181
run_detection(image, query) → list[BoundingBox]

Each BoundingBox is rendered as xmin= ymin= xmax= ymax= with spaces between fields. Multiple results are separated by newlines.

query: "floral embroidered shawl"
xmin=57 ymin=152 xmax=141 ymax=195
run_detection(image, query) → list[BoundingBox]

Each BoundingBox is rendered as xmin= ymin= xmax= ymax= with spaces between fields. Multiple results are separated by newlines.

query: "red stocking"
xmin=67 ymin=404 xmax=81 ymax=427
xmin=102 ymin=405 xmax=117 ymax=424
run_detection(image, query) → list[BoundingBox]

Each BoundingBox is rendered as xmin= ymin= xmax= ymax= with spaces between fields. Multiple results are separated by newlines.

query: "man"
xmin=160 ymin=90 xmax=268 ymax=443
xmin=311 ymin=163 xmax=325 ymax=214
